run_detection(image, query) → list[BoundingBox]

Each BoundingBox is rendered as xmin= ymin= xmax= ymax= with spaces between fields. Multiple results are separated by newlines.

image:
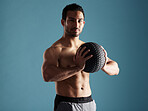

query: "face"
xmin=62 ymin=11 xmax=85 ymax=37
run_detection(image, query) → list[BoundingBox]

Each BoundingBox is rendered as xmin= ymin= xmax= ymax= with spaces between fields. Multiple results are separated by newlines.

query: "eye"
xmin=78 ymin=19 xmax=83 ymax=23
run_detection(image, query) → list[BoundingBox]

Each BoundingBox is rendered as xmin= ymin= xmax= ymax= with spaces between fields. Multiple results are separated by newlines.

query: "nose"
xmin=74 ymin=20 xmax=79 ymax=28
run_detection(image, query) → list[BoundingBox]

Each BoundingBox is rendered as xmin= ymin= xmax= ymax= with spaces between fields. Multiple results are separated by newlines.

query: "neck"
xmin=62 ymin=34 xmax=80 ymax=47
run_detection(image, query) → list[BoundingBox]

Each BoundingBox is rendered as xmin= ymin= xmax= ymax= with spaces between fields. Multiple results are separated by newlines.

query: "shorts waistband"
xmin=55 ymin=94 xmax=93 ymax=103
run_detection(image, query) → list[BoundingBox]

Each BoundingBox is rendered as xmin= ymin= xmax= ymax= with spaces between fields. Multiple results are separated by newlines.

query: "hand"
xmin=73 ymin=47 xmax=93 ymax=71
xmin=101 ymin=46 xmax=108 ymax=68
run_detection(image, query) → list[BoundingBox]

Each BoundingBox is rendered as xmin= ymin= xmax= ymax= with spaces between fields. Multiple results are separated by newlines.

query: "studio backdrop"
xmin=0 ymin=0 xmax=148 ymax=111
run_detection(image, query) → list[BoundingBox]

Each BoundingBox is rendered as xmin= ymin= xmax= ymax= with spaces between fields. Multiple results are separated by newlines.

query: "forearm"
xmin=102 ymin=60 xmax=119 ymax=75
xmin=42 ymin=65 xmax=81 ymax=82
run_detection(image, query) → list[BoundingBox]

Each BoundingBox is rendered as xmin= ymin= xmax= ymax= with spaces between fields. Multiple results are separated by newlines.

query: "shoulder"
xmin=78 ymin=40 xmax=85 ymax=48
xmin=43 ymin=41 xmax=64 ymax=60
xmin=43 ymin=47 xmax=61 ymax=59
xmin=80 ymin=41 xmax=85 ymax=45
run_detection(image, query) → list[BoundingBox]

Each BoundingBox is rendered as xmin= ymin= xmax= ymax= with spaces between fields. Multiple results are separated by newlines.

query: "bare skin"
xmin=41 ymin=11 xmax=119 ymax=97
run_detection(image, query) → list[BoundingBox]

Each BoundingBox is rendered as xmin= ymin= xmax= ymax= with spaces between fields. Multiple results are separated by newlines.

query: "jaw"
xmin=65 ymin=29 xmax=82 ymax=38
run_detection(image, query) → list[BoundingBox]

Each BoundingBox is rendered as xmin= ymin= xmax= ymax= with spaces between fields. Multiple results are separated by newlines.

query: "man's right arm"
xmin=41 ymin=46 xmax=92 ymax=82
xmin=41 ymin=47 xmax=80 ymax=82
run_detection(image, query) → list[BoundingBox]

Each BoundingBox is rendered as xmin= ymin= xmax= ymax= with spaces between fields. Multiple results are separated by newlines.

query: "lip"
xmin=72 ymin=28 xmax=79 ymax=32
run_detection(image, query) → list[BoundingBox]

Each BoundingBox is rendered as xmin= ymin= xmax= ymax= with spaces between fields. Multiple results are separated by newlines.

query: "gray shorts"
xmin=54 ymin=94 xmax=96 ymax=111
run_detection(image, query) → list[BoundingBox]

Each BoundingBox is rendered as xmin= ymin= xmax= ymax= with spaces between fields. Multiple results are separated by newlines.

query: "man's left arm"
xmin=101 ymin=57 xmax=119 ymax=75
xmin=101 ymin=47 xmax=119 ymax=75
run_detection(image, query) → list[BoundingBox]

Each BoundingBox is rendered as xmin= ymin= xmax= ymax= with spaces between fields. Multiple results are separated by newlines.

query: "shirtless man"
xmin=41 ymin=3 xmax=119 ymax=111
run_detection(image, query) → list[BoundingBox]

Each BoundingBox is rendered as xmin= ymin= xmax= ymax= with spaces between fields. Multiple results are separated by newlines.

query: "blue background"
xmin=0 ymin=0 xmax=148 ymax=111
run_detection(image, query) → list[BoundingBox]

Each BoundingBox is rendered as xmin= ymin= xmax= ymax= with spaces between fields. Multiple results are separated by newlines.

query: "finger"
xmin=79 ymin=47 xmax=86 ymax=56
xmin=82 ymin=49 xmax=90 ymax=57
xmin=101 ymin=46 xmax=107 ymax=57
xmin=76 ymin=47 xmax=82 ymax=57
xmin=106 ymin=57 xmax=109 ymax=63
xmin=103 ymin=51 xmax=108 ymax=63
xmin=100 ymin=45 xmax=104 ymax=50
xmin=84 ymin=55 xmax=93 ymax=62
xmin=104 ymin=50 xmax=107 ymax=58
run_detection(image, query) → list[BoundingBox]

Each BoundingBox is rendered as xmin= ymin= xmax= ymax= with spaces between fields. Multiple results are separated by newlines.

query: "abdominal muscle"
xmin=55 ymin=71 xmax=92 ymax=97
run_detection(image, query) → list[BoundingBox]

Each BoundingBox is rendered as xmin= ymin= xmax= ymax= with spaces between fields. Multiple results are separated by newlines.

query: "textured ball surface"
xmin=79 ymin=42 xmax=106 ymax=73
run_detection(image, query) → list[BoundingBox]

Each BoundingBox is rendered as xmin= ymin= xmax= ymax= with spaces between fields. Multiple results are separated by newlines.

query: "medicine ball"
xmin=79 ymin=42 xmax=106 ymax=73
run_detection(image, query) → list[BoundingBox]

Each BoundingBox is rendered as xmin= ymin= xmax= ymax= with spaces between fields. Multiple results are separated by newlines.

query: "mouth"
xmin=71 ymin=28 xmax=80 ymax=32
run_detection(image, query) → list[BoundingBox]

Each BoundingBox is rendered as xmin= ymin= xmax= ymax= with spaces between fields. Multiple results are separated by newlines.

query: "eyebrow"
xmin=68 ymin=17 xmax=84 ymax=20
xmin=68 ymin=17 xmax=74 ymax=20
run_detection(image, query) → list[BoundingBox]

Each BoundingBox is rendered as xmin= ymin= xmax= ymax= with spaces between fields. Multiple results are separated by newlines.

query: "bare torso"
xmin=53 ymin=39 xmax=91 ymax=97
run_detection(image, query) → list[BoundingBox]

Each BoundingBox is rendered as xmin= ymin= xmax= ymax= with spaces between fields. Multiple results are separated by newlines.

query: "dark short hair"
xmin=62 ymin=3 xmax=85 ymax=21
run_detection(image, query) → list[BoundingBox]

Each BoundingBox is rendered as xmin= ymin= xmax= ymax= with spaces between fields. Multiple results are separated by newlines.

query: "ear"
xmin=61 ymin=19 xmax=65 ymax=26
xmin=82 ymin=20 xmax=85 ymax=28
xmin=83 ymin=20 xmax=85 ymax=25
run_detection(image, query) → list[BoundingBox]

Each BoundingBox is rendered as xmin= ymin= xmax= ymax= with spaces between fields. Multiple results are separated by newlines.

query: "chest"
xmin=59 ymin=48 xmax=77 ymax=68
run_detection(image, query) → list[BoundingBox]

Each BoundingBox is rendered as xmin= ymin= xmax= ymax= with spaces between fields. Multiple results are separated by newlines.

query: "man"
xmin=41 ymin=3 xmax=119 ymax=111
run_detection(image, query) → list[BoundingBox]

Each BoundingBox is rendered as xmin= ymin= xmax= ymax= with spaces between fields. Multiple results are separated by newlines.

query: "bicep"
xmin=42 ymin=48 xmax=59 ymax=74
